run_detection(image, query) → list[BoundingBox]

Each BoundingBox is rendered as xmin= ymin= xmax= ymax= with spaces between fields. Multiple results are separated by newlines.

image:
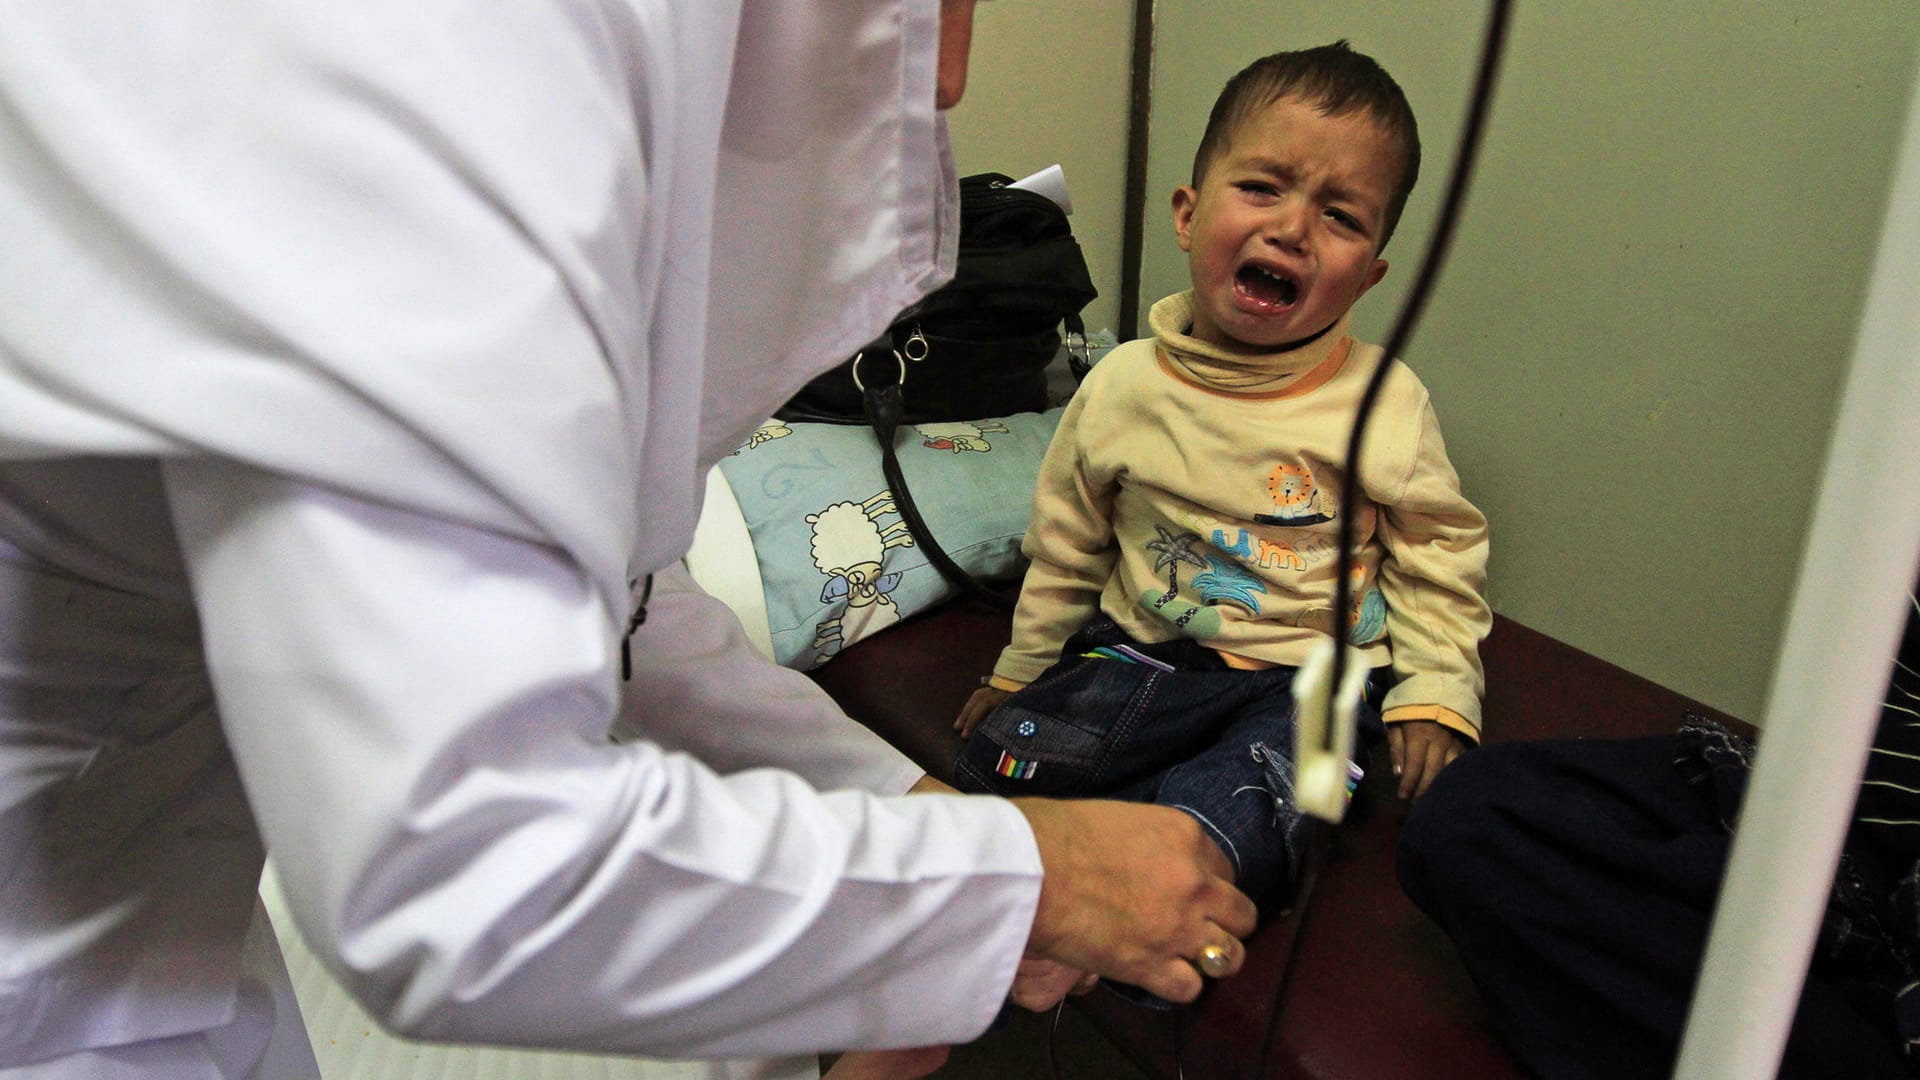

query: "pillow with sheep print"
xmin=715 ymin=410 xmax=1062 ymax=670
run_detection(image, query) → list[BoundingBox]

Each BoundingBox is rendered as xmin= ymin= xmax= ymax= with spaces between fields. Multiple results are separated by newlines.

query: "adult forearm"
xmin=163 ymin=460 xmax=1042 ymax=1055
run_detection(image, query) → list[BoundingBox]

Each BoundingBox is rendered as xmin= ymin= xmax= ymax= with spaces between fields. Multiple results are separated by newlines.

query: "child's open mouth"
xmin=1235 ymin=264 xmax=1299 ymax=310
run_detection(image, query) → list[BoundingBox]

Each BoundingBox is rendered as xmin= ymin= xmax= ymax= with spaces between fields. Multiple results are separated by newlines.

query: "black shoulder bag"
xmin=777 ymin=172 xmax=1098 ymax=609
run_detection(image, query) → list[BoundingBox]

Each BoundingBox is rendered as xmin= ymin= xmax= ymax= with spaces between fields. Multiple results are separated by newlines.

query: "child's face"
xmin=1172 ymin=96 xmax=1395 ymax=354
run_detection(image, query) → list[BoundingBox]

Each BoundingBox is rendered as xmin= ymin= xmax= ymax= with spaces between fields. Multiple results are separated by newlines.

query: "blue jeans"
xmin=955 ymin=616 xmax=1383 ymax=907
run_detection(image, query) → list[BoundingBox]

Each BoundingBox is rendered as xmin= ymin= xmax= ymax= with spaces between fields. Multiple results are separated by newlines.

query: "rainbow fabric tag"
xmin=996 ymin=750 xmax=1039 ymax=780
xmin=1079 ymin=645 xmax=1176 ymax=672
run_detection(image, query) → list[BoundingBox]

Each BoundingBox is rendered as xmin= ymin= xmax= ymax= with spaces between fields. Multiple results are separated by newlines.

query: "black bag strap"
xmin=860 ymin=372 xmax=1015 ymax=612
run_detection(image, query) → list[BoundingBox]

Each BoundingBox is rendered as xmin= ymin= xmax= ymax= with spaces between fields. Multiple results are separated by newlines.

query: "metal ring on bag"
xmin=1065 ymin=328 xmax=1090 ymax=368
xmin=850 ymin=348 xmax=907 ymax=394
xmin=901 ymin=327 xmax=930 ymax=363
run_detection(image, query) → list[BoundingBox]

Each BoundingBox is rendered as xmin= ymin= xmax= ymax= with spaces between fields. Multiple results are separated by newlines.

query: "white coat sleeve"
xmin=615 ymin=564 xmax=925 ymax=796
xmin=160 ymin=459 xmax=1041 ymax=1058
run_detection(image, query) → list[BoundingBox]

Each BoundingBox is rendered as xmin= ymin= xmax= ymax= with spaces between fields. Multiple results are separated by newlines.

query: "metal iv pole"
xmin=1673 ymin=52 xmax=1920 ymax=1080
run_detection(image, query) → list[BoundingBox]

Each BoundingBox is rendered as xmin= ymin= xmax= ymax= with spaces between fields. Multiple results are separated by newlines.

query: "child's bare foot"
xmin=822 ymin=1045 xmax=950 ymax=1079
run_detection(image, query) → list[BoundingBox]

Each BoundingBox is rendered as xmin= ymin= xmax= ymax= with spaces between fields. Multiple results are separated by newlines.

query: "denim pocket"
xmin=954 ymin=657 xmax=1160 ymax=797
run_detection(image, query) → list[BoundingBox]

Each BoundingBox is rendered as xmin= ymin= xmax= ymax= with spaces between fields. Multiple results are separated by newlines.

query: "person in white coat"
xmin=0 ymin=1 xmax=1255 ymax=1077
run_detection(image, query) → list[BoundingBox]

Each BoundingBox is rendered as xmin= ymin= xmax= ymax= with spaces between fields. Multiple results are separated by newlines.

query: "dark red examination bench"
xmin=809 ymin=601 xmax=1746 ymax=1080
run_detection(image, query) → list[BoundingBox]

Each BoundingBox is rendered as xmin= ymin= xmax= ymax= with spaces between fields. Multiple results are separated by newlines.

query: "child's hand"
xmin=954 ymin=685 xmax=1012 ymax=739
xmin=1387 ymin=720 xmax=1467 ymax=801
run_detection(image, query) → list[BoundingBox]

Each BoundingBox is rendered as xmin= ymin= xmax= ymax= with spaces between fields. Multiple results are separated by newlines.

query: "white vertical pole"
xmin=1673 ymin=58 xmax=1920 ymax=1080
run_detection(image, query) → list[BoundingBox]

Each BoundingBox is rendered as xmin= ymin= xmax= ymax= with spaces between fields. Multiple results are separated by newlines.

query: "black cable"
xmin=1324 ymin=0 xmax=1514 ymax=751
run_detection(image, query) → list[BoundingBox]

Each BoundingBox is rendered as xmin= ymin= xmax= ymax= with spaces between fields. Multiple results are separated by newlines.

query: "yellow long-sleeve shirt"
xmin=992 ymin=293 xmax=1492 ymax=740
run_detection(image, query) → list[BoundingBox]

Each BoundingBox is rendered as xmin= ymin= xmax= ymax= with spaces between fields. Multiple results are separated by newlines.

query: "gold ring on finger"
xmin=1196 ymin=943 xmax=1233 ymax=979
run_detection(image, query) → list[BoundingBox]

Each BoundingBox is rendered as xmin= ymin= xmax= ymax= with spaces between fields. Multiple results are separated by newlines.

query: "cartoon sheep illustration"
xmin=732 ymin=420 xmax=792 ymax=454
xmin=807 ymin=491 xmax=915 ymax=658
xmin=915 ymin=419 xmax=1011 ymax=454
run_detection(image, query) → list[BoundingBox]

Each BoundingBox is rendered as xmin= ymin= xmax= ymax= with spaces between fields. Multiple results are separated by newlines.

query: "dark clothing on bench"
xmin=1398 ymin=595 xmax=1920 ymax=1079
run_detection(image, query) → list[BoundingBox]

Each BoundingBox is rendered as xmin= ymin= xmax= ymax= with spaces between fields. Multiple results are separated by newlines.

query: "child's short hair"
xmin=1192 ymin=41 xmax=1421 ymax=251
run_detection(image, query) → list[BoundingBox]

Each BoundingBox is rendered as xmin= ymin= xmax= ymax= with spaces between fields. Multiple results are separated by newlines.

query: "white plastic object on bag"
xmin=1008 ymin=163 xmax=1072 ymax=215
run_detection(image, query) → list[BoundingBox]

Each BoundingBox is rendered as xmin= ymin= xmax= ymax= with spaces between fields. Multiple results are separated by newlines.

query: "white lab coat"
xmin=0 ymin=1 xmax=1043 ymax=1075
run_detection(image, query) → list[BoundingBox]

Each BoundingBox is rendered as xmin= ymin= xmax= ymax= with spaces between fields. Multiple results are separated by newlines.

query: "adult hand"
xmin=1008 ymin=954 xmax=1098 ymax=1012
xmin=954 ymin=685 xmax=1012 ymax=739
xmin=1387 ymin=720 xmax=1468 ymax=801
xmin=1013 ymin=798 xmax=1255 ymax=1003
xmin=821 ymin=1045 xmax=950 ymax=1080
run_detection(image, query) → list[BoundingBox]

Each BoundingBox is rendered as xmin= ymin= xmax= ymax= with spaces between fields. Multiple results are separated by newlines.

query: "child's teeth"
xmin=1240 ymin=265 xmax=1297 ymax=305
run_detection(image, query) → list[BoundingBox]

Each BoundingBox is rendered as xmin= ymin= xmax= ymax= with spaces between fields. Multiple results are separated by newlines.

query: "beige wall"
xmin=942 ymin=0 xmax=1135 ymax=337
xmin=958 ymin=2 xmax=1919 ymax=722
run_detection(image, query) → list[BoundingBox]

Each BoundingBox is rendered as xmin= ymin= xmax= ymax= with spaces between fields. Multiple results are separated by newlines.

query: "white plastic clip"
xmin=1292 ymin=638 xmax=1370 ymax=823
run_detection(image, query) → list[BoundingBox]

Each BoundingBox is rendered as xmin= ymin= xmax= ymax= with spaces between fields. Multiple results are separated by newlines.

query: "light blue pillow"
xmin=716 ymin=410 xmax=1062 ymax=670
